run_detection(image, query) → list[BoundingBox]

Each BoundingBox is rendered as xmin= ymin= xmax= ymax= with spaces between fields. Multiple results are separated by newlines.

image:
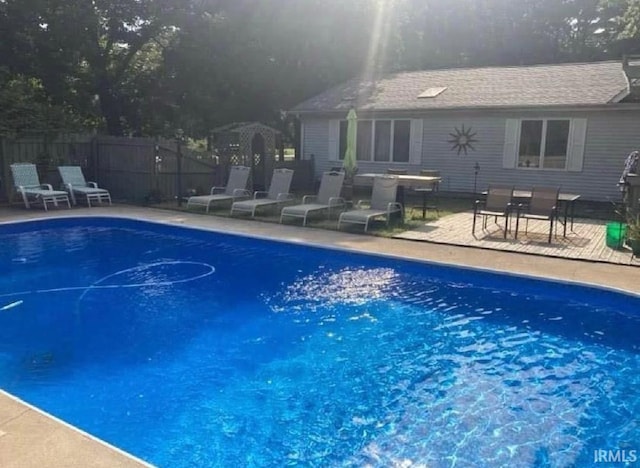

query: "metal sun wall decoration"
xmin=448 ymin=125 xmax=478 ymax=155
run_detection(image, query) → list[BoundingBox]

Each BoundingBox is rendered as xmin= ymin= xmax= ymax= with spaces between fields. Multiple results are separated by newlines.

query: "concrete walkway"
xmin=0 ymin=205 xmax=638 ymax=467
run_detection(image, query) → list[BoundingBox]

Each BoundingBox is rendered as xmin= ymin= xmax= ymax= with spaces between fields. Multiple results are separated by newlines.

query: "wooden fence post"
xmin=90 ymin=135 xmax=99 ymax=184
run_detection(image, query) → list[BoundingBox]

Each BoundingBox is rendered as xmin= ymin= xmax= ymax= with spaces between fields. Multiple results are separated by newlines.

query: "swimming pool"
xmin=0 ymin=217 xmax=639 ymax=467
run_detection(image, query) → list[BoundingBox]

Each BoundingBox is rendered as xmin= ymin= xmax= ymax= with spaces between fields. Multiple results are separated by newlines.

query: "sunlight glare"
xmin=362 ymin=0 xmax=394 ymax=90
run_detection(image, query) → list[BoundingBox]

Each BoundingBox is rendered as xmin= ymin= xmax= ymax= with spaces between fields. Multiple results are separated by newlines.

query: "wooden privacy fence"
xmin=0 ymin=133 xmax=93 ymax=200
xmin=274 ymin=159 xmax=315 ymax=191
xmin=1 ymin=133 xmax=315 ymax=203
xmin=96 ymin=136 xmax=220 ymax=202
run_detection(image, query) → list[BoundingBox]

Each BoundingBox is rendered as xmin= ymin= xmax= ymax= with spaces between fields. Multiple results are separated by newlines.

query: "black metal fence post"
xmin=176 ymin=129 xmax=184 ymax=206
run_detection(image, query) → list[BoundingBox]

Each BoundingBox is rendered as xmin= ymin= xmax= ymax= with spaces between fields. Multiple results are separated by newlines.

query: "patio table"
xmin=481 ymin=189 xmax=580 ymax=237
xmin=355 ymin=173 xmax=441 ymax=212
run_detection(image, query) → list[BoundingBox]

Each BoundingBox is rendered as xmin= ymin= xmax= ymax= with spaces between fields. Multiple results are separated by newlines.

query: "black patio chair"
xmin=472 ymin=185 xmax=515 ymax=239
xmin=515 ymin=186 xmax=560 ymax=243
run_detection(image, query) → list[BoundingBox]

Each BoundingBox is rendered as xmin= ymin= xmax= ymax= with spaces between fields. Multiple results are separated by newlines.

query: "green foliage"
xmin=0 ymin=68 xmax=88 ymax=137
xmin=2 ymin=0 xmax=640 ymax=138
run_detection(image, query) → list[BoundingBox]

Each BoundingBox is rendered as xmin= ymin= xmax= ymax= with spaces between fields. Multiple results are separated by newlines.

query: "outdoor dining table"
xmin=481 ymin=189 xmax=581 ymax=237
xmin=354 ymin=173 xmax=442 ymax=214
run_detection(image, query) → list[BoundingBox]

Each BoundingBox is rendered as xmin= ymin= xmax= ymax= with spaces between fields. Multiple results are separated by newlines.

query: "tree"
xmin=0 ymin=68 xmax=87 ymax=137
xmin=0 ymin=0 xmax=199 ymax=135
xmin=2 ymin=0 xmax=640 ymax=138
xmin=599 ymin=0 xmax=640 ymax=54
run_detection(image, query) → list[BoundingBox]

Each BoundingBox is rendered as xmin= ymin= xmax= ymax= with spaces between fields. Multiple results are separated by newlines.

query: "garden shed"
xmin=211 ymin=122 xmax=281 ymax=191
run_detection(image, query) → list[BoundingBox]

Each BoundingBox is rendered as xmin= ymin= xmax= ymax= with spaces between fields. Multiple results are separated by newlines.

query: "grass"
xmin=149 ymin=193 xmax=474 ymax=238
xmin=149 ymin=190 xmax=620 ymax=240
xmin=2 ymin=185 xmax=615 ymax=239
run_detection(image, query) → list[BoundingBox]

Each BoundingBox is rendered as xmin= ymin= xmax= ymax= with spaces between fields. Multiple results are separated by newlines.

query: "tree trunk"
xmin=97 ymin=83 xmax=124 ymax=136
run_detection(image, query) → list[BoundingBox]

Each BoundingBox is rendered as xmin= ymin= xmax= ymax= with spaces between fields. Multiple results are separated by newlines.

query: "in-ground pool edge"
xmin=0 ymin=390 xmax=153 ymax=467
xmin=0 ymin=211 xmax=638 ymax=465
xmin=2 ymin=213 xmax=638 ymax=299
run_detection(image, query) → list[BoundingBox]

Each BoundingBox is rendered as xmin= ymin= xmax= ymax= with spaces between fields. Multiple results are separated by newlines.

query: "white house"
xmin=290 ymin=59 xmax=640 ymax=201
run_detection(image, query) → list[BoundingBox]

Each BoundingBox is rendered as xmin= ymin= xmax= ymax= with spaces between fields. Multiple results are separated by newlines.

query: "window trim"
xmin=339 ymin=118 xmax=412 ymax=163
xmin=516 ymin=117 xmax=572 ymax=171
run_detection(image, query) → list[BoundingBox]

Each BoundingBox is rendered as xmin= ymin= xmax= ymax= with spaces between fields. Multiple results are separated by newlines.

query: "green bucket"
xmin=606 ymin=222 xmax=627 ymax=249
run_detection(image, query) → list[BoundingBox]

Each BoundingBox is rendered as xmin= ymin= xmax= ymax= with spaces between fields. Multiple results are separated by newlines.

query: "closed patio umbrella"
xmin=342 ymin=108 xmax=358 ymax=180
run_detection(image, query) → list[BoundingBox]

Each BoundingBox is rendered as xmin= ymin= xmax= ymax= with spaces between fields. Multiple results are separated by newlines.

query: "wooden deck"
xmin=395 ymin=212 xmax=639 ymax=266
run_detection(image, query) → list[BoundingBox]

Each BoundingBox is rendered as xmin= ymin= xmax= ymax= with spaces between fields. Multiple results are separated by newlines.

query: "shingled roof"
xmin=291 ymin=61 xmax=629 ymax=113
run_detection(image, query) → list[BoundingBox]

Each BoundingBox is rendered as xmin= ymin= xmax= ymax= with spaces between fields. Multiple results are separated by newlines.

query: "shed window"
xmin=518 ymin=119 xmax=570 ymax=169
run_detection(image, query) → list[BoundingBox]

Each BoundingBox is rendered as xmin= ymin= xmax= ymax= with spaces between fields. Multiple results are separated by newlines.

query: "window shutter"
xmin=300 ymin=122 xmax=305 ymax=159
xmin=409 ymin=119 xmax=423 ymax=165
xmin=502 ymin=119 xmax=519 ymax=169
xmin=328 ymin=120 xmax=339 ymax=161
xmin=567 ymin=118 xmax=587 ymax=172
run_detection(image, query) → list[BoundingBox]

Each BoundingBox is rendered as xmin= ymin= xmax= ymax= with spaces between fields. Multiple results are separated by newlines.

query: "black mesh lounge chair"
xmin=515 ymin=187 xmax=560 ymax=243
xmin=472 ymin=185 xmax=514 ymax=239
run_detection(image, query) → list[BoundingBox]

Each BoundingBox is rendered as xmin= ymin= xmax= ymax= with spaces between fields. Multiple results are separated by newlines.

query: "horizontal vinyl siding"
xmin=301 ymin=119 xmax=329 ymax=177
xmin=303 ymin=110 xmax=640 ymax=200
xmin=579 ymin=112 xmax=640 ymax=200
xmin=422 ymin=115 xmax=505 ymax=193
xmin=423 ymin=110 xmax=640 ymax=201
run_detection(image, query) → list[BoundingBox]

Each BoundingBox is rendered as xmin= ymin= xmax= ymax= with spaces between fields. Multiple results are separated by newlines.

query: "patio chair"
xmin=515 ymin=186 xmax=560 ymax=243
xmin=58 ymin=166 xmax=112 ymax=207
xmin=10 ymin=163 xmax=71 ymax=211
xmin=472 ymin=185 xmax=514 ymax=239
xmin=338 ymin=175 xmax=402 ymax=232
xmin=386 ymin=168 xmax=408 ymax=175
xmin=280 ymin=171 xmax=345 ymax=226
xmin=230 ymin=168 xmax=294 ymax=217
xmin=187 ymin=166 xmax=251 ymax=212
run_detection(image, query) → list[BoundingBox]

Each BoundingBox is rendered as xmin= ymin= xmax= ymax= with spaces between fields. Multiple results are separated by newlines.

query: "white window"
xmin=338 ymin=119 xmax=411 ymax=163
xmin=518 ymin=119 xmax=570 ymax=169
xmin=503 ymin=118 xmax=586 ymax=172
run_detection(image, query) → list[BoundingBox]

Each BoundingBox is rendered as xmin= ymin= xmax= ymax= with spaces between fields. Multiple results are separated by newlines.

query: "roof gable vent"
xmin=418 ymin=86 xmax=447 ymax=99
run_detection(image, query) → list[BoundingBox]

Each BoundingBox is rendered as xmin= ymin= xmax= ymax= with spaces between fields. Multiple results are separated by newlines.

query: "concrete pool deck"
xmin=0 ymin=205 xmax=639 ymax=467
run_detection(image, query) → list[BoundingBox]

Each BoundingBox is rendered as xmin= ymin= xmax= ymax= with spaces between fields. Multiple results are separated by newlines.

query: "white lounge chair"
xmin=338 ymin=175 xmax=402 ymax=232
xmin=187 ymin=166 xmax=251 ymax=212
xmin=10 ymin=163 xmax=71 ymax=211
xmin=280 ymin=171 xmax=345 ymax=226
xmin=58 ymin=166 xmax=112 ymax=207
xmin=230 ymin=168 xmax=294 ymax=217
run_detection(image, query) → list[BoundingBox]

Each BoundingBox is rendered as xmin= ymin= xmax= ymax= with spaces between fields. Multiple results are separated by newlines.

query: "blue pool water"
xmin=0 ymin=217 xmax=639 ymax=467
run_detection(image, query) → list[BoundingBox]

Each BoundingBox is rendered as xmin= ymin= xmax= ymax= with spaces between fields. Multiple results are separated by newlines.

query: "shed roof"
xmin=211 ymin=122 xmax=280 ymax=134
xmin=291 ymin=61 xmax=629 ymax=114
